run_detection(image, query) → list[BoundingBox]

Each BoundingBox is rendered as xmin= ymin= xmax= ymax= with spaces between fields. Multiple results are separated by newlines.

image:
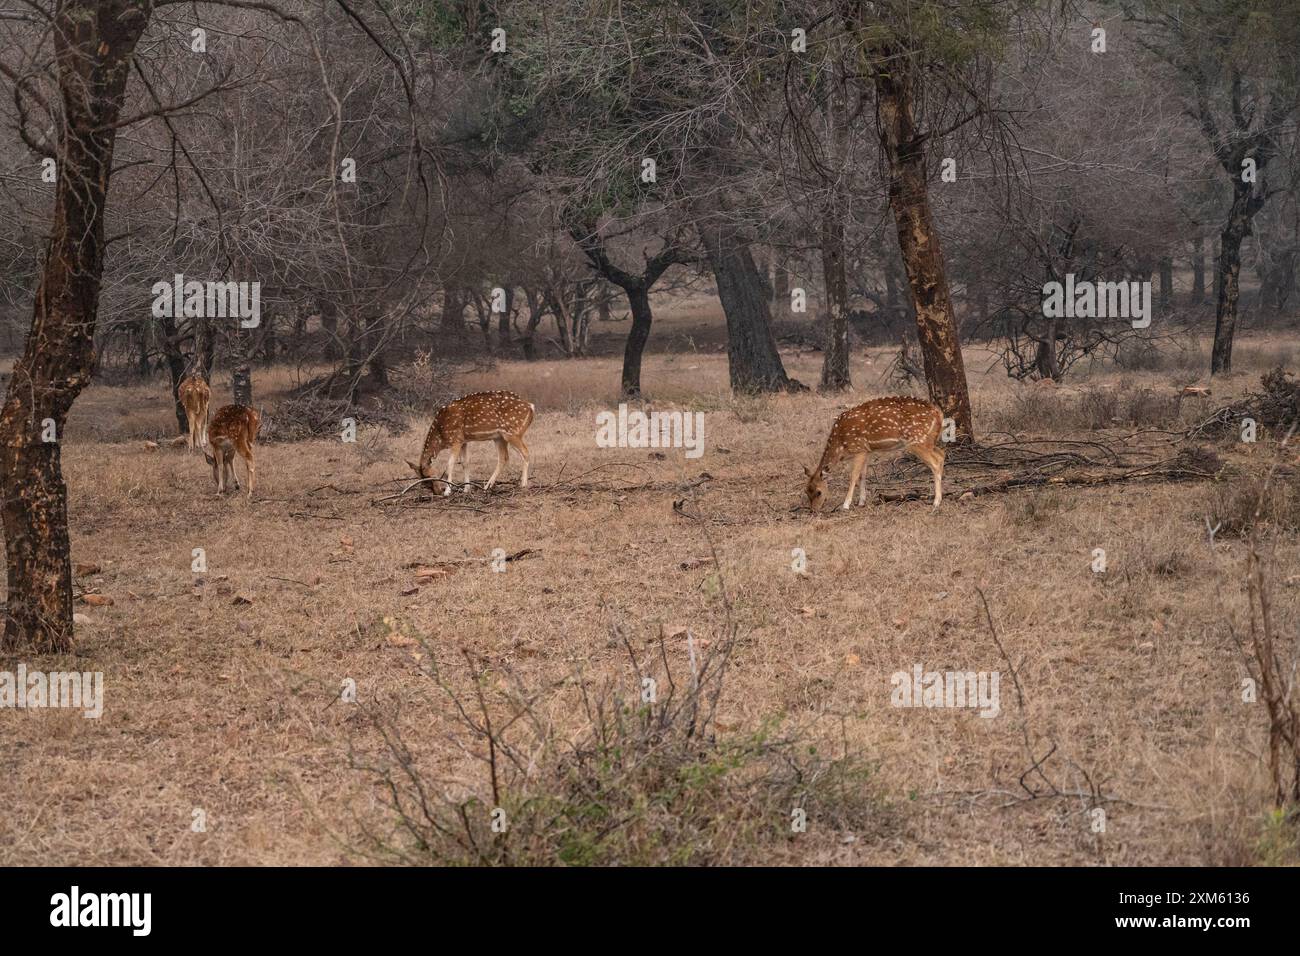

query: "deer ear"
xmin=406 ymin=460 xmax=421 ymax=475
xmin=802 ymin=464 xmax=812 ymax=478
xmin=203 ymin=452 xmax=215 ymax=467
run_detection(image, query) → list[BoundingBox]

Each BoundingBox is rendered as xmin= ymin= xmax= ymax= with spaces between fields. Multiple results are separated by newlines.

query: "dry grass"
xmin=1 ymin=317 xmax=1298 ymax=866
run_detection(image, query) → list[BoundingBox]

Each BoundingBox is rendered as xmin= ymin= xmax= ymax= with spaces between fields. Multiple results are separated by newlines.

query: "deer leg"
xmin=842 ymin=453 xmax=867 ymax=510
xmin=216 ymin=449 xmax=226 ymax=495
xmin=243 ymin=442 xmax=256 ymax=499
xmin=486 ymin=437 xmax=508 ymax=490
xmin=910 ymin=445 xmax=942 ymax=510
xmin=509 ymin=436 xmax=530 ymax=488
xmin=442 ymin=446 xmax=460 ymax=496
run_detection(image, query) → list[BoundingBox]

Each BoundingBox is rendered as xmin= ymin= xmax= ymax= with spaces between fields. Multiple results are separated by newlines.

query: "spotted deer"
xmin=407 ymin=391 xmax=534 ymax=495
xmin=804 ymin=396 xmax=945 ymax=512
xmin=177 ymin=374 xmax=210 ymax=452
xmin=204 ymin=404 xmax=261 ymax=498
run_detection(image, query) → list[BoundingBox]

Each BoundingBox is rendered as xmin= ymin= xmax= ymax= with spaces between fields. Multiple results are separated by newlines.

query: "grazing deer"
xmin=407 ymin=391 xmax=534 ymax=496
xmin=204 ymin=404 xmax=261 ymax=498
xmin=177 ymin=374 xmax=210 ymax=452
xmin=804 ymin=396 xmax=945 ymax=512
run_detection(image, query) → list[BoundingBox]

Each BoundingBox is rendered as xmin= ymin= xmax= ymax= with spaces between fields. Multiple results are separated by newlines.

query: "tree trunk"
xmin=820 ymin=207 xmax=851 ymax=391
xmin=773 ymin=258 xmax=790 ymax=305
xmin=0 ymin=0 xmax=148 ymax=653
xmin=441 ymin=286 xmax=462 ymax=334
xmin=622 ymin=287 xmax=653 ymax=396
xmin=1212 ymin=205 xmax=1250 ymax=374
xmin=873 ymin=55 xmax=974 ymax=440
xmin=697 ymin=213 xmax=800 ymax=394
xmin=232 ymin=361 xmax=252 ymax=407
xmin=318 ymin=296 xmax=340 ymax=360
xmin=1158 ymin=256 xmax=1173 ymax=311
xmin=156 ymin=311 xmax=190 ymax=434
xmin=819 ymin=62 xmax=851 ymax=392
xmin=499 ymin=287 xmax=513 ymax=344
xmin=1191 ymin=237 xmax=1206 ymax=304
xmin=136 ymin=319 xmax=151 ymax=378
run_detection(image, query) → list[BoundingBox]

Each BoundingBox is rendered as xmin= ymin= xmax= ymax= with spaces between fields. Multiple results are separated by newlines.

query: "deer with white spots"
xmin=804 ymin=396 xmax=945 ymax=512
xmin=407 ymin=391 xmax=535 ymax=495
xmin=204 ymin=404 xmax=261 ymax=498
xmin=177 ymin=373 xmax=210 ymax=452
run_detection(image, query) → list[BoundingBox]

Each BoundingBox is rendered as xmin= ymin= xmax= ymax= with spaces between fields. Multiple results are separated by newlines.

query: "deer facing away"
xmin=804 ymin=396 xmax=945 ymax=512
xmin=407 ymin=391 xmax=534 ymax=495
xmin=204 ymin=404 xmax=261 ymax=498
xmin=177 ymin=374 xmax=210 ymax=452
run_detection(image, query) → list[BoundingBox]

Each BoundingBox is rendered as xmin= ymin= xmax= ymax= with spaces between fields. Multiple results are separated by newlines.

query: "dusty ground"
xmin=1 ymin=305 xmax=1298 ymax=866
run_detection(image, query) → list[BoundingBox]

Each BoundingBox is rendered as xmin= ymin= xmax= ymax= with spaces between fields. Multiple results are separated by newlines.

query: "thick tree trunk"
xmin=1158 ymin=256 xmax=1173 ymax=310
xmin=697 ymin=214 xmax=800 ymax=394
xmin=0 ymin=0 xmax=148 ymax=653
xmin=873 ymin=56 xmax=973 ymax=440
xmin=622 ymin=287 xmax=653 ymax=396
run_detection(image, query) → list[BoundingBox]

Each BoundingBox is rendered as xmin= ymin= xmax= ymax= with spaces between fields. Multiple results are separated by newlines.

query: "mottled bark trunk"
xmin=1212 ymin=186 xmax=1255 ymax=375
xmin=873 ymin=56 xmax=973 ymax=440
xmin=0 ymin=0 xmax=148 ymax=652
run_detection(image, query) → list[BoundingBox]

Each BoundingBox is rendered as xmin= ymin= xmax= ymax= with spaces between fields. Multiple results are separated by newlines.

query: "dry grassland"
xmin=1 ymin=312 xmax=1297 ymax=866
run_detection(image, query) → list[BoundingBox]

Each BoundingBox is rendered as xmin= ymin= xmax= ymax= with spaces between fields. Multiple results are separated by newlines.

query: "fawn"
xmin=204 ymin=404 xmax=261 ymax=498
xmin=804 ymin=396 xmax=945 ymax=512
xmin=407 ymin=391 xmax=534 ymax=495
xmin=177 ymin=374 xmax=210 ymax=452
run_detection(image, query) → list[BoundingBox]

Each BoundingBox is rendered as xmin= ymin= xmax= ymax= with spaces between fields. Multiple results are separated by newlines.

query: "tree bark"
xmin=156 ymin=311 xmax=190 ymax=433
xmin=872 ymin=53 xmax=974 ymax=440
xmin=622 ymin=288 xmax=653 ymax=395
xmin=1191 ymin=237 xmax=1206 ymax=304
xmin=569 ymin=225 xmax=681 ymax=396
xmin=1212 ymin=193 xmax=1253 ymax=374
xmin=0 ymin=0 xmax=149 ymax=653
xmin=697 ymin=212 xmax=801 ymax=394
xmin=820 ymin=206 xmax=851 ymax=391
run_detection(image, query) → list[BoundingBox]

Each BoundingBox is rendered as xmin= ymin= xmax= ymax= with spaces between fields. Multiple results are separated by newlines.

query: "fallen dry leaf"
xmin=231 ymin=595 xmax=254 ymax=606
xmin=74 ymin=562 xmax=101 ymax=577
xmin=80 ymin=594 xmax=113 ymax=607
